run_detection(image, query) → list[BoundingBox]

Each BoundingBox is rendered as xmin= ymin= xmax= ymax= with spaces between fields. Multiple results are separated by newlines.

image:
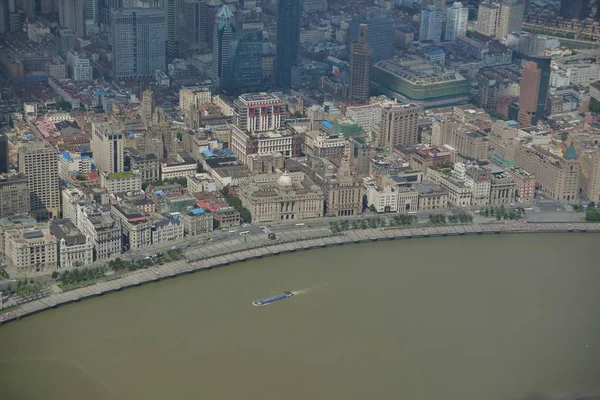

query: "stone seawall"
xmin=1 ymin=222 xmax=599 ymax=326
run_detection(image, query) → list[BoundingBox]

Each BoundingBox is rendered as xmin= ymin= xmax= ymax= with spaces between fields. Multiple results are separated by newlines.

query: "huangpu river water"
xmin=1 ymin=233 xmax=600 ymax=400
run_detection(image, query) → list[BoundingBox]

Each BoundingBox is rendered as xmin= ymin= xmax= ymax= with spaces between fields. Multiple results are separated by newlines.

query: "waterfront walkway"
xmin=2 ymin=221 xmax=599 ymax=325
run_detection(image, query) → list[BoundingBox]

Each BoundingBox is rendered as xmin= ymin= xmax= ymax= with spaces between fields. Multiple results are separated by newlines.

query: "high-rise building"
xmin=67 ymin=49 xmax=93 ymax=81
xmin=0 ymin=173 xmax=30 ymax=219
xmin=178 ymin=0 xmax=207 ymax=58
xmin=348 ymin=8 xmax=395 ymax=62
xmin=225 ymin=28 xmax=264 ymax=94
xmin=349 ymin=24 xmax=372 ymax=100
xmin=57 ymin=28 xmax=74 ymax=59
xmin=141 ymin=89 xmax=155 ymax=123
xmin=477 ymin=2 xmax=500 ymax=37
xmin=518 ymin=59 xmax=550 ymax=126
xmin=164 ymin=0 xmax=180 ymax=57
xmin=41 ymin=0 xmax=59 ymax=14
xmin=18 ymin=141 xmax=60 ymax=219
xmin=0 ymin=0 xmax=14 ymax=34
xmin=211 ymin=5 xmax=235 ymax=89
xmin=419 ymin=5 xmax=443 ymax=43
xmin=101 ymin=0 xmax=121 ymax=24
xmin=91 ymin=121 xmax=124 ymax=174
xmin=496 ymin=0 xmax=524 ymax=39
xmin=560 ymin=0 xmax=588 ymax=20
xmin=275 ymin=0 xmax=301 ymax=88
xmin=518 ymin=33 xmax=546 ymax=56
xmin=0 ymin=133 xmax=8 ymax=173
xmin=110 ymin=8 xmax=166 ymax=79
xmin=233 ymin=92 xmax=283 ymax=133
xmin=58 ymin=0 xmax=85 ymax=37
xmin=376 ymin=103 xmax=420 ymax=148
xmin=445 ymin=2 xmax=468 ymax=42
xmin=83 ymin=0 xmax=98 ymax=24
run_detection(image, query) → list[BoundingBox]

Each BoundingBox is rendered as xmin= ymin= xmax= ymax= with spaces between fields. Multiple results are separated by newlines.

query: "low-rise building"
xmin=130 ymin=152 xmax=160 ymax=183
xmin=0 ymin=215 xmax=44 ymax=256
xmin=238 ymin=171 xmax=324 ymax=224
xmin=151 ymin=214 xmax=184 ymax=244
xmin=50 ymin=219 xmax=93 ymax=269
xmin=513 ymin=143 xmax=580 ymax=201
xmin=101 ymin=171 xmax=142 ymax=194
xmin=195 ymin=191 xmax=241 ymax=227
xmin=187 ymin=173 xmax=217 ymax=193
xmin=5 ymin=228 xmax=58 ymax=276
xmin=489 ymin=172 xmax=517 ymax=206
xmin=160 ymin=152 xmax=197 ymax=180
xmin=110 ymin=203 xmax=153 ymax=251
xmin=0 ymin=173 xmax=30 ymax=218
xmin=365 ymin=180 xmax=398 ymax=213
xmin=77 ymin=203 xmax=122 ymax=260
xmin=414 ymin=181 xmax=448 ymax=211
xmin=397 ymin=187 xmax=419 ymax=213
xmin=179 ymin=207 xmax=214 ymax=235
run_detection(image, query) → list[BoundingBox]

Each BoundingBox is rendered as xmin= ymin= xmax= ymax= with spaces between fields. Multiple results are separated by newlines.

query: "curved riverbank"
xmin=1 ymin=221 xmax=599 ymax=326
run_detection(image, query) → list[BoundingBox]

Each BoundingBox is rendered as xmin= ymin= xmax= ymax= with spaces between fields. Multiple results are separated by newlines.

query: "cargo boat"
xmin=253 ymin=291 xmax=294 ymax=306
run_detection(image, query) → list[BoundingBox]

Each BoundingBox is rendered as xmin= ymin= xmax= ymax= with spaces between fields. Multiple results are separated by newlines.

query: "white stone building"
xmin=50 ymin=220 xmax=94 ymax=269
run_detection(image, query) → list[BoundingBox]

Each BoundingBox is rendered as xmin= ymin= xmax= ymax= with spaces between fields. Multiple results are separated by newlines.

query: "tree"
xmin=572 ymin=204 xmax=581 ymax=212
xmin=590 ymin=97 xmax=600 ymax=114
xmin=588 ymin=201 xmax=596 ymax=210
xmin=368 ymin=204 xmax=377 ymax=213
xmin=51 ymin=271 xmax=59 ymax=280
xmin=351 ymin=220 xmax=359 ymax=230
xmin=196 ymin=162 xmax=204 ymax=173
xmin=585 ymin=209 xmax=600 ymax=221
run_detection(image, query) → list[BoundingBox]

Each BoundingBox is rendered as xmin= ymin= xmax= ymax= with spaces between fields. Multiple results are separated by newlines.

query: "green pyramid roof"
xmin=564 ymin=143 xmax=577 ymax=160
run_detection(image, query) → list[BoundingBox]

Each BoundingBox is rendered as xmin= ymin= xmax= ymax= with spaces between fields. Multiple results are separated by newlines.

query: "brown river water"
xmin=0 ymin=233 xmax=599 ymax=400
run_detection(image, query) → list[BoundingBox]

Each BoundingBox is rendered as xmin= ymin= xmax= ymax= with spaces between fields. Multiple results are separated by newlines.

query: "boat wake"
xmin=292 ymin=282 xmax=331 ymax=296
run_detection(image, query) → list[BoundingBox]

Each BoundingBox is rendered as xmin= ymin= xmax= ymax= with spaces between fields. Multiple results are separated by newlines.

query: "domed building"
xmin=238 ymin=171 xmax=324 ymax=224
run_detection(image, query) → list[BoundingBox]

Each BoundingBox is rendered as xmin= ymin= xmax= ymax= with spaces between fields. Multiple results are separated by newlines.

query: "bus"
xmin=239 ymin=231 xmax=250 ymax=236
xmin=295 ymin=223 xmax=305 ymax=227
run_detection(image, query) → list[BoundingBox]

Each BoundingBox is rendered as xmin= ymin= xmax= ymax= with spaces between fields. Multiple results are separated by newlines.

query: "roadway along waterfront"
xmin=1 ymin=221 xmax=599 ymax=326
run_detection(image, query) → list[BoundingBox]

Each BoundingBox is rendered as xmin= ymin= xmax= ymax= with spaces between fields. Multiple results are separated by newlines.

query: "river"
xmin=1 ymin=233 xmax=599 ymax=400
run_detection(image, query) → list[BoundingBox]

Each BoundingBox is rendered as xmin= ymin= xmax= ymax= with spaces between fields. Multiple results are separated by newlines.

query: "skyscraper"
xmin=419 ymin=5 xmax=443 ymax=43
xmin=101 ymin=0 xmax=121 ymax=24
xmin=0 ymin=133 xmax=8 ymax=173
xmin=178 ymin=0 xmax=207 ymax=58
xmin=0 ymin=0 xmax=14 ymax=34
xmin=496 ymin=0 xmax=524 ymax=39
xmin=348 ymin=8 xmax=395 ymax=62
xmin=560 ymin=0 xmax=588 ymax=20
xmin=212 ymin=5 xmax=235 ymax=89
xmin=164 ymin=0 xmax=180 ymax=57
xmin=58 ymin=28 xmax=74 ymax=59
xmin=518 ymin=33 xmax=546 ymax=56
xmin=376 ymin=103 xmax=420 ymax=148
xmin=349 ymin=24 xmax=372 ymax=101
xmin=225 ymin=28 xmax=264 ymax=94
xmin=477 ymin=2 xmax=499 ymax=37
xmin=445 ymin=2 xmax=468 ymax=42
xmin=518 ymin=59 xmax=550 ymax=127
xmin=83 ymin=0 xmax=98 ymax=24
xmin=58 ymin=0 xmax=85 ymax=37
xmin=91 ymin=121 xmax=124 ymax=174
xmin=110 ymin=8 xmax=166 ymax=79
xmin=275 ymin=0 xmax=301 ymax=88
xmin=18 ymin=141 xmax=60 ymax=219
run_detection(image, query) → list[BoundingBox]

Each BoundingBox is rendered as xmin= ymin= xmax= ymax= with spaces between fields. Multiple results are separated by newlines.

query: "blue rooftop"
xmin=321 ymin=121 xmax=333 ymax=130
xmin=202 ymin=149 xmax=215 ymax=158
xmin=154 ymin=190 xmax=165 ymax=196
xmin=506 ymin=120 xmax=519 ymax=127
xmin=61 ymin=151 xmax=72 ymax=162
xmin=426 ymin=49 xmax=445 ymax=56
xmin=189 ymin=208 xmax=206 ymax=215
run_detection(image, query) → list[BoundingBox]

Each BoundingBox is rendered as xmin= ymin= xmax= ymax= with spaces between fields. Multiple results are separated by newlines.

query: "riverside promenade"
xmin=1 ymin=221 xmax=599 ymax=326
